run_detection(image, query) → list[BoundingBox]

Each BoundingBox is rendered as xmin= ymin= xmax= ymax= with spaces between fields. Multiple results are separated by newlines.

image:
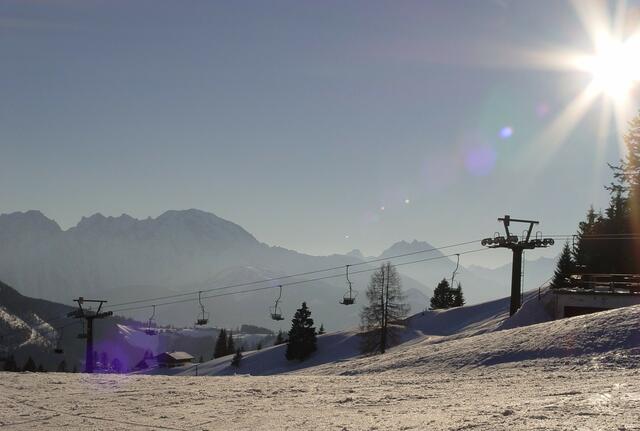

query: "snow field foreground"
xmin=2 ymin=368 xmax=640 ymax=430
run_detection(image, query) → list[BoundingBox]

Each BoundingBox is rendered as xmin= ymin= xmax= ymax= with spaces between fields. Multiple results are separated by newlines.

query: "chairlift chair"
xmin=340 ymin=265 xmax=357 ymax=305
xmin=195 ymin=291 xmax=209 ymax=326
xmin=270 ymin=285 xmax=285 ymax=321
xmin=145 ymin=305 xmax=158 ymax=335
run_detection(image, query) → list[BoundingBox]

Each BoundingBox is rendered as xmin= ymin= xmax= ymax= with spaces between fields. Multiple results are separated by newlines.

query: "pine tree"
xmin=430 ymin=278 xmax=454 ymax=310
xmin=37 ymin=364 xmax=45 ymax=372
xmin=452 ymin=282 xmax=465 ymax=307
xmin=111 ymin=358 xmax=122 ymax=373
xmin=551 ymin=241 xmax=575 ymax=289
xmin=226 ymin=330 xmax=235 ymax=355
xmin=231 ymin=348 xmax=242 ymax=367
xmin=285 ymin=302 xmax=317 ymax=361
xmin=23 ymin=356 xmax=36 ymax=372
xmin=359 ymin=262 xmax=409 ymax=354
xmin=214 ymin=329 xmax=228 ymax=358
xmin=274 ymin=330 xmax=286 ymax=345
xmin=56 ymin=360 xmax=67 ymax=373
xmin=318 ymin=323 xmax=325 ymax=335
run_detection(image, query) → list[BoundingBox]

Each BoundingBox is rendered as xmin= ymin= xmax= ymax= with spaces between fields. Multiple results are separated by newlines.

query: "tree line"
xmin=552 ymin=113 xmax=640 ymax=287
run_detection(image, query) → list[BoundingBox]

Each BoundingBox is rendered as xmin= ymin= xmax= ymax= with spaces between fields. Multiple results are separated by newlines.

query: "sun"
xmin=574 ymin=34 xmax=640 ymax=101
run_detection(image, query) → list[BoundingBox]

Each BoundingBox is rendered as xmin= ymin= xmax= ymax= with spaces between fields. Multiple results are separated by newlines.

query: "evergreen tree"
xmin=100 ymin=351 xmax=108 ymax=369
xmin=430 ymin=278 xmax=454 ymax=310
xmin=111 ymin=358 xmax=122 ymax=373
xmin=23 ymin=356 xmax=36 ymax=372
xmin=214 ymin=329 xmax=228 ymax=358
xmin=3 ymin=355 xmax=18 ymax=372
xmin=37 ymin=364 xmax=45 ymax=372
xmin=359 ymin=262 xmax=409 ymax=354
xmin=226 ymin=330 xmax=235 ymax=355
xmin=285 ymin=302 xmax=317 ymax=361
xmin=231 ymin=348 xmax=242 ymax=367
xmin=256 ymin=341 xmax=262 ymax=351
xmin=274 ymin=330 xmax=286 ymax=345
xmin=551 ymin=241 xmax=575 ymax=289
xmin=56 ymin=360 xmax=67 ymax=373
xmin=452 ymin=282 xmax=465 ymax=307
xmin=318 ymin=323 xmax=325 ymax=335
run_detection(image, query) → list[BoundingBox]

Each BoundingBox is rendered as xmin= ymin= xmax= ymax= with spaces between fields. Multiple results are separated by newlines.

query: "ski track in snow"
xmin=1 ymin=368 xmax=640 ymax=430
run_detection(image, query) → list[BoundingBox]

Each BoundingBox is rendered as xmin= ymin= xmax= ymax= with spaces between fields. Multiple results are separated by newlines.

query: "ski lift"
xmin=340 ymin=265 xmax=357 ymax=305
xmin=145 ymin=305 xmax=157 ymax=335
xmin=195 ymin=291 xmax=209 ymax=326
xmin=451 ymin=253 xmax=460 ymax=287
xmin=54 ymin=327 xmax=64 ymax=354
xmin=77 ymin=321 xmax=87 ymax=339
xmin=270 ymin=285 xmax=285 ymax=321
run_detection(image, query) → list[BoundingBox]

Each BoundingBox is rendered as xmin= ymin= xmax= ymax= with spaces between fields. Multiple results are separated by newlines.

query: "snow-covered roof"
xmin=157 ymin=351 xmax=194 ymax=361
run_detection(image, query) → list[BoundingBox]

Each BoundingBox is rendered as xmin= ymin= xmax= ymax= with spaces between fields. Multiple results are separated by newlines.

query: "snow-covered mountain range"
xmin=0 ymin=210 xmax=557 ymax=330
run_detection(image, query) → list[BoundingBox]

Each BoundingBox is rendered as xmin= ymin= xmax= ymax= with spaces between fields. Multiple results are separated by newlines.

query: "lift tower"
xmin=67 ymin=297 xmax=113 ymax=373
xmin=481 ymin=215 xmax=555 ymax=316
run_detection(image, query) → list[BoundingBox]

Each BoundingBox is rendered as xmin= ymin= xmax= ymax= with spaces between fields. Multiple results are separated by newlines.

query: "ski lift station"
xmin=551 ymin=274 xmax=640 ymax=318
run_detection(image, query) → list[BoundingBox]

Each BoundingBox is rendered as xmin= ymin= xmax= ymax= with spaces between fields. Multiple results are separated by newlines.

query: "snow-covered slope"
xmin=145 ymin=289 xmax=554 ymax=377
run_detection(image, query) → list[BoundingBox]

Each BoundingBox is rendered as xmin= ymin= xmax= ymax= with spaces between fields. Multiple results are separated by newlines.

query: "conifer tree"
xmin=57 ymin=360 xmax=67 ymax=373
xmin=37 ymin=364 xmax=45 ymax=372
xmin=111 ymin=358 xmax=122 ymax=373
xmin=285 ymin=302 xmax=317 ymax=361
xmin=231 ymin=348 xmax=242 ymax=367
xmin=274 ymin=330 xmax=286 ymax=345
xmin=360 ymin=262 xmax=409 ymax=354
xmin=214 ymin=329 xmax=228 ymax=358
xmin=452 ymin=282 xmax=465 ymax=307
xmin=430 ymin=278 xmax=454 ymax=310
xmin=318 ymin=323 xmax=325 ymax=335
xmin=226 ymin=330 xmax=235 ymax=355
xmin=551 ymin=241 xmax=575 ymax=289
xmin=23 ymin=356 xmax=36 ymax=372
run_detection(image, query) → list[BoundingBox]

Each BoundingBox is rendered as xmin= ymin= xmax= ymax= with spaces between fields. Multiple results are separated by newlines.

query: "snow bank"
xmin=314 ymin=303 xmax=640 ymax=375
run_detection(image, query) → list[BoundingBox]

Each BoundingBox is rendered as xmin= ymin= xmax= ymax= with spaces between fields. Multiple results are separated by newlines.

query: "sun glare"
xmin=574 ymin=34 xmax=640 ymax=101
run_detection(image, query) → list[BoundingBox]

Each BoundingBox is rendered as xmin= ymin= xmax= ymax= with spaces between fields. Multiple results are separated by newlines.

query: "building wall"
xmin=552 ymin=292 xmax=640 ymax=319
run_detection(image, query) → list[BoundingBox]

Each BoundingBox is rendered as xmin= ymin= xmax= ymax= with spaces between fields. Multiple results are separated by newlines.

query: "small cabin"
xmin=156 ymin=351 xmax=194 ymax=368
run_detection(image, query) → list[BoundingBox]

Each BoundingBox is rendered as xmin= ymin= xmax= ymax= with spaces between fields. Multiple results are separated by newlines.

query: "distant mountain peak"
xmin=346 ymin=249 xmax=364 ymax=259
xmin=380 ymin=239 xmax=440 ymax=258
xmin=0 ymin=210 xmax=61 ymax=235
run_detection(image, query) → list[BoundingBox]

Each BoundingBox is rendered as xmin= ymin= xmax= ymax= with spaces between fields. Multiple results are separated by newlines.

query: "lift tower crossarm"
xmin=482 ymin=215 xmax=554 ymax=316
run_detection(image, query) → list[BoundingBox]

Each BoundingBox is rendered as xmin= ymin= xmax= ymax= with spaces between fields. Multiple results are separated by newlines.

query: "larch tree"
xmin=359 ymin=262 xmax=409 ymax=354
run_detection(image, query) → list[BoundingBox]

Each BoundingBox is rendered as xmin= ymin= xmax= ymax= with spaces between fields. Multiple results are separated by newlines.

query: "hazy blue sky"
xmin=1 ymin=0 xmax=638 ymax=267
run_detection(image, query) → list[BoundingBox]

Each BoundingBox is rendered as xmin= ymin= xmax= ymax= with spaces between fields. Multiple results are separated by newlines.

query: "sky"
xmin=1 ymin=0 xmax=639 ymax=268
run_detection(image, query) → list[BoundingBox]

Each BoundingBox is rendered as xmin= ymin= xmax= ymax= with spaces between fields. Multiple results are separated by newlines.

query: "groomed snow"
xmin=3 ymin=293 xmax=640 ymax=430
xmin=2 ymin=368 xmax=639 ymax=430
